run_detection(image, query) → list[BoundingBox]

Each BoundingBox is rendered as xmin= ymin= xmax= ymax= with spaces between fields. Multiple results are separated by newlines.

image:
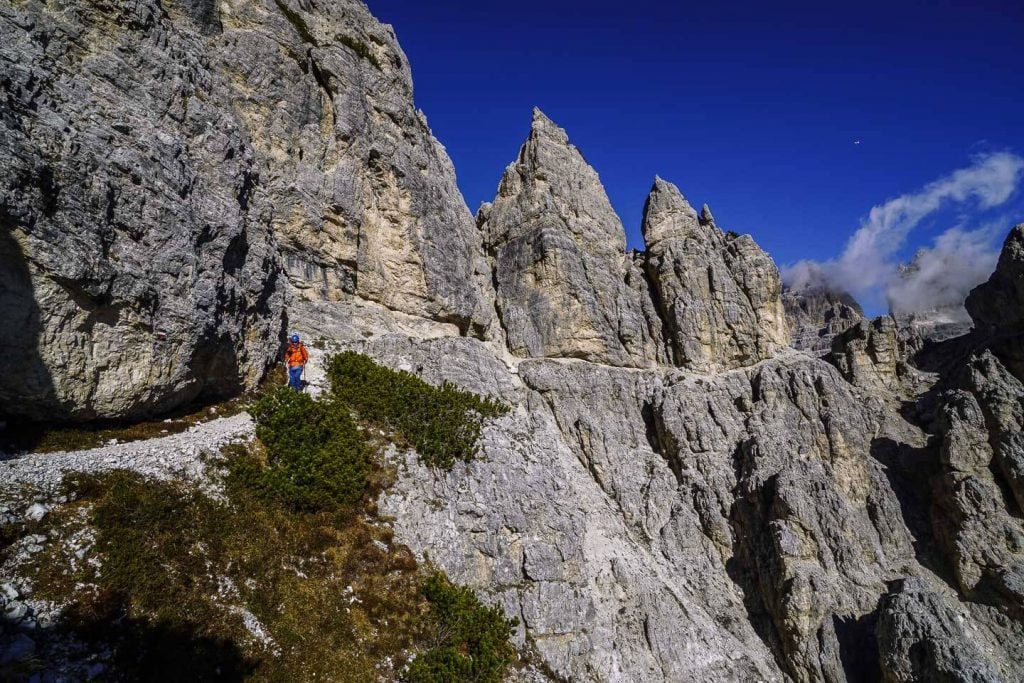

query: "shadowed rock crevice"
xmin=726 ymin=476 xmax=790 ymax=676
xmin=869 ymin=436 xmax=952 ymax=582
xmin=832 ymin=610 xmax=882 ymax=683
xmin=641 ymin=399 xmax=685 ymax=485
xmin=0 ymin=227 xmax=55 ymax=423
xmin=170 ymin=0 xmax=222 ymax=35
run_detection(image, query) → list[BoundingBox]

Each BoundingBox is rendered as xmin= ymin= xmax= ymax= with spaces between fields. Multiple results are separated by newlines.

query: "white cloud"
xmin=885 ymin=224 xmax=1003 ymax=322
xmin=783 ymin=152 xmax=1024 ymax=316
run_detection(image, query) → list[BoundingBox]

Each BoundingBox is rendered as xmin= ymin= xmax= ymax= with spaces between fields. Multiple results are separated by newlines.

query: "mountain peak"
xmin=528 ymin=107 xmax=569 ymax=147
xmin=642 ymin=177 xmax=700 ymax=246
xmin=700 ymin=203 xmax=716 ymax=226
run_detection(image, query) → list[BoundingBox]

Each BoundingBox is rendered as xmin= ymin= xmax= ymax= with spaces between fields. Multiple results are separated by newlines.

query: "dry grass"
xmin=22 ymin=444 xmax=429 ymax=681
xmin=10 ymin=353 xmax=516 ymax=681
xmin=18 ymin=449 xmax=513 ymax=681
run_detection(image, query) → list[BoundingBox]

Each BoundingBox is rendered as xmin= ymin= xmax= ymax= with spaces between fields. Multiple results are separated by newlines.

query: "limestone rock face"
xmin=783 ymin=284 xmax=864 ymax=356
xmin=878 ymin=578 xmax=1004 ymax=682
xmin=932 ymin=356 xmax=1024 ymax=610
xmin=478 ymin=110 xmax=664 ymax=366
xmin=827 ymin=317 xmax=922 ymax=394
xmin=210 ymin=0 xmax=494 ymax=334
xmin=296 ymin=223 xmax=1024 ymax=682
xmin=642 ymin=179 xmax=787 ymax=371
xmin=293 ymin=291 xmax=1024 ymax=682
xmin=925 ymin=228 xmax=1024 ymax=617
xmin=0 ymin=0 xmax=285 ymax=421
xmin=0 ymin=0 xmax=500 ymax=421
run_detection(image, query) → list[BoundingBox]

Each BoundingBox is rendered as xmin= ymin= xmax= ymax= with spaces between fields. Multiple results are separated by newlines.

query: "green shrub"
xmin=34 ymin=462 xmax=427 ymax=682
xmin=404 ymin=573 xmax=518 ymax=683
xmin=325 ymin=352 xmax=508 ymax=469
xmin=244 ymin=387 xmax=371 ymax=511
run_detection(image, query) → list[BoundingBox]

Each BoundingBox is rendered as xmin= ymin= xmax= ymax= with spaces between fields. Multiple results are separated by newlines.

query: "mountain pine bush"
xmin=243 ymin=388 xmax=371 ymax=511
xmin=403 ymin=573 xmax=518 ymax=683
xmin=325 ymin=351 xmax=508 ymax=469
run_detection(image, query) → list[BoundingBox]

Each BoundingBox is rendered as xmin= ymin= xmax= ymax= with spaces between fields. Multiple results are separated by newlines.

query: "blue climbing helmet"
xmin=290 ymin=334 xmax=300 ymax=344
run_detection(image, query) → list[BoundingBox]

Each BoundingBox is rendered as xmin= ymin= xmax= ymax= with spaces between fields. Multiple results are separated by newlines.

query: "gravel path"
xmin=0 ymin=415 xmax=256 ymax=674
xmin=0 ymin=413 xmax=255 ymax=503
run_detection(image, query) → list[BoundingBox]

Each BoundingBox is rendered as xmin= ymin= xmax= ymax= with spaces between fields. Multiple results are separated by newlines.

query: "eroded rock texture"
xmin=877 ymin=578 xmax=1004 ymax=683
xmin=296 ymin=284 xmax=1024 ymax=682
xmin=642 ymin=178 xmax=788 ymax=371
xmin=783 ymin=284 xmax=864 ymax=356
xmin=924 ymin=227 xmax=1024 ymax=623
xmin=209 ymin=0 xmax=494 ymax=333
xmin=0 ymin=0 xmax=284 ymax=421
xmin=0 ymin=0 xmax=502 ymax=421
xmin=5 ymin=0 xmax=1024 ymax=680
xmin=478 ymin=110 xmax=663 ymax=366
xmin=828 ymin=316 xmax=923 ymax=395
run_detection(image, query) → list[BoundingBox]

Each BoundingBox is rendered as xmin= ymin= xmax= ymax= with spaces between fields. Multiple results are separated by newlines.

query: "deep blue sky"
xmin=368 ymin=0 xmax=1024 ymax=267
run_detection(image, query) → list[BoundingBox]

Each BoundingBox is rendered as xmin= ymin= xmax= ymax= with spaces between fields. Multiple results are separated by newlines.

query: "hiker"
xmin=284 ymin=334 xmax=309 ymax=391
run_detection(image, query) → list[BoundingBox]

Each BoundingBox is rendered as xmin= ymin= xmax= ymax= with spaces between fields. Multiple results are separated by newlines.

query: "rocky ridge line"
xmin=3 ymin=1 xmax=1024 ymax=681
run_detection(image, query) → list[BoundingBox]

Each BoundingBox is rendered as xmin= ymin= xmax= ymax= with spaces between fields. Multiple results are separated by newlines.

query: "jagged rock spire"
xmin=700 ymin=203 xmax=716 ymax=227
xmin=486 ymin=108 xmax=628 ymax=254
xmin=530 ymin=106 xmax=566 ymax=139
xmin=641 ymin=177 xmax=702 ymax=246
xmin=479 ymin=111 xmax=665 ymax=366
xmin=966 ymin=224 xmax=1024 ymax=335
xmin=642 ymin=178 xmax=787 ymax=371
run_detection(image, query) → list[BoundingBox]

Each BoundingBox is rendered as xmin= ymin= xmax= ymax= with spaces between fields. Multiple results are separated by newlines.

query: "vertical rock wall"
xmin=210 ymin=0 xmax=495 ymax=334
xmin=0 ymin=0 xmax=284 ymax=421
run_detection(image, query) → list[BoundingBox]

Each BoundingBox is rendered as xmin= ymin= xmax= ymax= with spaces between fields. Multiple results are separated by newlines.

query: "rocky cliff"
xmin=783 ymin=284 xmax=864 ymax=356
xmin=0 ymin=0 xmax=286 ymax=421
xmin=207 ymin=0 xmax=495 ymax=333
xmin=0 ymin=0 xmax=496 ymax=422
xmin=3 ymin=1 xmax=1024 ymax=681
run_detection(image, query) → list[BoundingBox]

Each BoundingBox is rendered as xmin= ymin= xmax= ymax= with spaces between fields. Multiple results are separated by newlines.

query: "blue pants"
xmin=288 ymin=365 xmax=304 ymax=391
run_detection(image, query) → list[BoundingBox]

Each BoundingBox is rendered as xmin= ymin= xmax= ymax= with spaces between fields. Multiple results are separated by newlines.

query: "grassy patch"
xmin=15 ymin=352 xmax=517 ymax=681
xmin=25 ymin=462 xmax=425 ymax=682
xmin=326 ymin=352 xmax=509 ymax=469
xmin=241 ymin=388 xmax=371 ymax=511
xmin=22 ymin=453 xmax=516 ymax=681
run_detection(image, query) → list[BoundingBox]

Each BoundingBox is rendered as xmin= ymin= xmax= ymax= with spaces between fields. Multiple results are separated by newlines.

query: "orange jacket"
xmin=284 ymin=342 xmax=309 ymax=367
